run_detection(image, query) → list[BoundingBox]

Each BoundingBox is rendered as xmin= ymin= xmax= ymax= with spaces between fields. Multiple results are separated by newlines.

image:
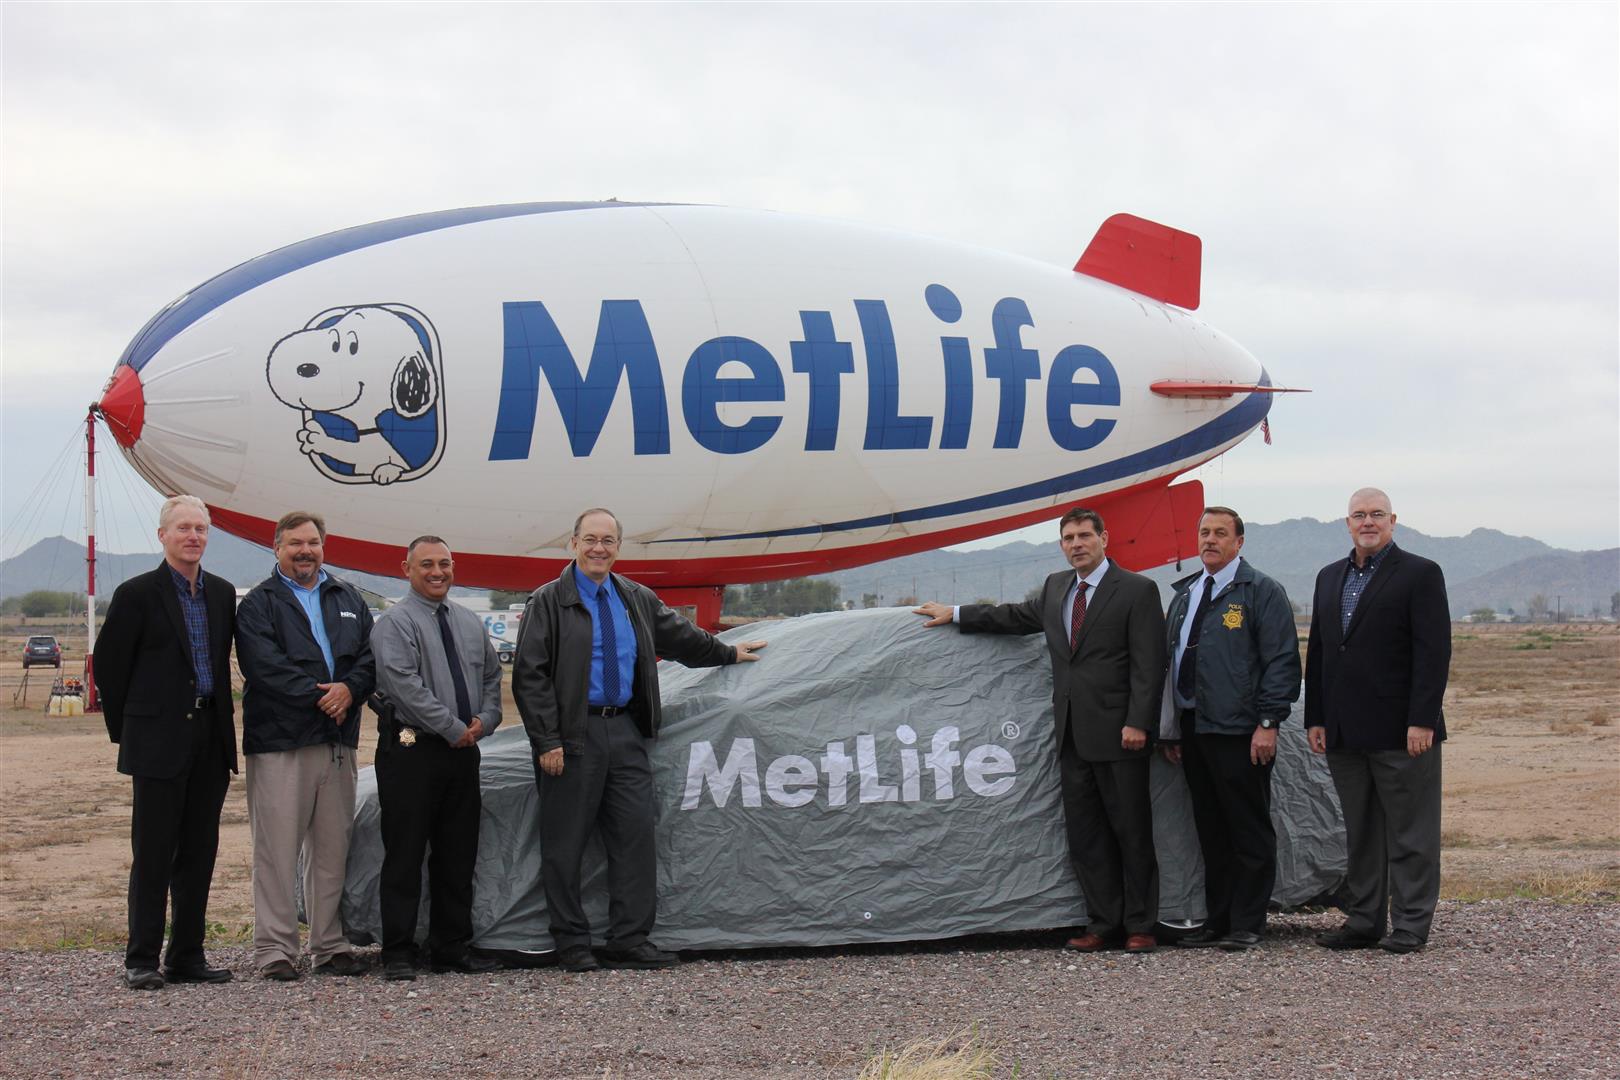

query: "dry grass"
xmin=1443 ymin=867 xmax=1620 ymax=904
xmin=1588 ymin=708 xmax=1613 ymax=727
xmin=859 ymin=1029 xmax=1000 ymax=1080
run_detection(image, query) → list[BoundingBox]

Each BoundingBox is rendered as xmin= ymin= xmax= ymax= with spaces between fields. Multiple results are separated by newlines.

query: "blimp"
xmin=98 ymin=202 xmax=1287 ymax=622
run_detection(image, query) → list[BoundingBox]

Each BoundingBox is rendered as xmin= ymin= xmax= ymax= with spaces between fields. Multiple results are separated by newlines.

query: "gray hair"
xmin=158 ymin=495 xmax=210 ymax=530
xmin=572 ymin=508 xmax=623 ymax=540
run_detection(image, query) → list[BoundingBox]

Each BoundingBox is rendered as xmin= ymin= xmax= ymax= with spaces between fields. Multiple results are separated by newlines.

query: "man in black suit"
xmin=1305 ymin=487 xmax=1451 ymax=954
xmin=916 ymin=506 xmax=1167 ymax=953
xmin=93 ymin=494 xmax=239 ymax=989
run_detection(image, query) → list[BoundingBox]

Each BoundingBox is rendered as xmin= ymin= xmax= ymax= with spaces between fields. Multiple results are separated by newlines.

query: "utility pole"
xmin=83 ymin=406 xmax=101 ymax=712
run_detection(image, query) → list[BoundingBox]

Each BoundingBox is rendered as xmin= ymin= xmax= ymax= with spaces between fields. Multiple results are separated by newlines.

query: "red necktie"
xmin=1070 ymin=580 xmax=1088 ymax=649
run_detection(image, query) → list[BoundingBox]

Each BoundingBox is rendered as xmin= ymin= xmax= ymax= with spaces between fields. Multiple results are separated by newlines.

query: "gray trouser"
xmin=1327 ymin=744 xmax=1442 ymax=940
xmin=537 ymin=713 xmax=657 ymax=952
xmin=246 ymin=742 xmax=358 ymax=968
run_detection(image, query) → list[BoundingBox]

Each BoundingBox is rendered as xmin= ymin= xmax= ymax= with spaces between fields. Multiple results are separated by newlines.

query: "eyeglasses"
xmin=1349 ymin=511 xmax=1390 ymax=522
xmin=577 ymin=535 xmax=619 ymax=548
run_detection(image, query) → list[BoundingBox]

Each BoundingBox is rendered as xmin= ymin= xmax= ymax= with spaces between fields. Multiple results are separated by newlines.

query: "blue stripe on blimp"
xmin=117 ymin=201 xmax=668 ymax=373
xmin=648 ymin=383 xmax=1273 ymax=544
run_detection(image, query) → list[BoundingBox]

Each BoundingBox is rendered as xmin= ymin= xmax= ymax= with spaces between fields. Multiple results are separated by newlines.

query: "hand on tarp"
xmin=733 ymin=640 xmax=768 ymax=662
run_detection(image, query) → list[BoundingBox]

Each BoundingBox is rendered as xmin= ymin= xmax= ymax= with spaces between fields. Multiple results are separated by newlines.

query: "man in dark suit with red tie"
xmin=94 ymin=494 xmax=239 ymax=990
xmin=1306 ymin=487 xmax=1451 ymax=954
xmin=916 ymin=506 xmax=1168 ymax=952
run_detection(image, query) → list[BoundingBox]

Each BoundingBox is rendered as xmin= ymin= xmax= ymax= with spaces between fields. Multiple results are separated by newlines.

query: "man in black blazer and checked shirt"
xmin=94 ymin=495 xmax=238 ymax=990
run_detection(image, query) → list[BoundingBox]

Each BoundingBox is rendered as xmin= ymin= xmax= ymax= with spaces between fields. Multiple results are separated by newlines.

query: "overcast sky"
xmin=3 ymin=2 xmax=1616 ymax=563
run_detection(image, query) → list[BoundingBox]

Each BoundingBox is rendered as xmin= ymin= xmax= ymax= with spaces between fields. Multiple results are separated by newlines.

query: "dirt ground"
xmin=0 ymin=619 xmax=1615 ymax=950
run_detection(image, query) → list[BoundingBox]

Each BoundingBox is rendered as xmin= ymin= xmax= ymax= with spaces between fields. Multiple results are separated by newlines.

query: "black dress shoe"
xmin=312 ymin=952 xmax=368 ymax=977
xmin=1217 ymin=930 xmax=1264 ymax=951
xmin=600 ymin=942 xmax=680 ymax=970
xmin=164 ymin=964 xmax=233 ymax=984
xmin=431 ymin=952 xmax=499 ymax=974
xmin=260 ymin=959 xmax=301 ymax=981
xmin=1315 ymin=925 xmax=1380 ymax=950
xmin=1175 ymin=927 xmax=1229 ymax=948
xmin=1378 ymin=929 xmax=1425 ymax=954
xmin=124 ymin=967 xmax=164 ymax=991
xmin=556 ymin=945 xmax=600 ymax=972
xmin=383 ymin=959 xmax=417 ymax=982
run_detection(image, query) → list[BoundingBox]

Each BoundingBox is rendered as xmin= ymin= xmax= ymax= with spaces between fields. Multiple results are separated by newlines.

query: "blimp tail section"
xmin=1075 ymin=213 xmax=1202 ymax=310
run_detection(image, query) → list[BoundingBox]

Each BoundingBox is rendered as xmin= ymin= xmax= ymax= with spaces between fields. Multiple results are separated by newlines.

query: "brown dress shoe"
xmin=1064 ymin=932 xmax=1109 ymax=952
xmin=1125 ymin=934 xmax=1157 ymax=953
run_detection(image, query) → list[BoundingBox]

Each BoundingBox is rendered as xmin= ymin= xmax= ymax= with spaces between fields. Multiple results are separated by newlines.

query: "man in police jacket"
xmin=1161 ymin=506 xmax=1300 ymax=951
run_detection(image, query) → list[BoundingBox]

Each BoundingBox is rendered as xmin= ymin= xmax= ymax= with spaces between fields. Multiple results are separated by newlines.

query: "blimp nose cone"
xmin=99 ymin=365 xmax=146 ymax=448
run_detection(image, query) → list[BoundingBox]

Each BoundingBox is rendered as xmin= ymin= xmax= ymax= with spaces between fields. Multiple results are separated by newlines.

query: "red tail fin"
xmin=1075 ymin=213 xmax=1202 ymax=310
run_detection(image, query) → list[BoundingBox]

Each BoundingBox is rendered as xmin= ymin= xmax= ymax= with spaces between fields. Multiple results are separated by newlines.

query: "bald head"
xmin=1346 ymin=487 xmax=1397 ymax=561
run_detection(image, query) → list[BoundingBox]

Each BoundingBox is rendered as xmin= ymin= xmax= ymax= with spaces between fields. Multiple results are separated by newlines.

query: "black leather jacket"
xmin=513 ymin=565 xmax=736 ymax=757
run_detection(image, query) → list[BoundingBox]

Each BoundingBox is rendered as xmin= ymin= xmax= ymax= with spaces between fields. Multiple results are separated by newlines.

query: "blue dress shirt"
xmin=573 ymin=566 xmax=637 ymax=707
xmin=277 ymin=566 xmax=334 ymax=678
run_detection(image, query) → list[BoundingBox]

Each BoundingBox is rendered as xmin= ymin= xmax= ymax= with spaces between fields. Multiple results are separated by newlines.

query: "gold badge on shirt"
xmin=1222 ymin=605 xmax=1244 ymax=630
xmin=398 ymin=728 xmax=417 ymax=747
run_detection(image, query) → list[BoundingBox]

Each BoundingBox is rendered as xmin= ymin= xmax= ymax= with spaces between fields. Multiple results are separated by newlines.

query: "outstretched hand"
xmin=733 ymin=640 xmax=768 ymax=662
xmin=913 ymin=601 xmax=953 ymax=627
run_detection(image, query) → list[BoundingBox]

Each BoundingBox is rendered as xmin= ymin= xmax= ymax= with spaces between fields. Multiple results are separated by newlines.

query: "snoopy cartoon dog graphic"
xmin=266 ymin=304 xmax=444 ymax=485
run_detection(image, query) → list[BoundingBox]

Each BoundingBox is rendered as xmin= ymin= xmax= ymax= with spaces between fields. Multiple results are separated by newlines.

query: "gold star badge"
xmin=1222 ymin=606 xmax=1244 ymax=630
xmin=399 ymin=728 xmax=417 ymax=747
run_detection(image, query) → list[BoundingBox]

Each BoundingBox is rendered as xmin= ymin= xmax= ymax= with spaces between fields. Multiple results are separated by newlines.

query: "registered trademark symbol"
xmin=1001 ymin=721 xmax=1020 ymax=739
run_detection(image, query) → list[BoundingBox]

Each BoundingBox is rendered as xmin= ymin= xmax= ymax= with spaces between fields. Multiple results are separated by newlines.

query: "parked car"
xmin=22 ymin=635 xmax=62 ymax=669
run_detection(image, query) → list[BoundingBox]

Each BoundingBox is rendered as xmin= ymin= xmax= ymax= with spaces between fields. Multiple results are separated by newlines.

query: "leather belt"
xmin=587 ymin=705 xmax=625 ymax=717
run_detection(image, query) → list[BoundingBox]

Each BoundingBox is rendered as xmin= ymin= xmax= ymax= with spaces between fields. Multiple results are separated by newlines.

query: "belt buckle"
xmin=194 ymin=696 xmax=209 ymax=710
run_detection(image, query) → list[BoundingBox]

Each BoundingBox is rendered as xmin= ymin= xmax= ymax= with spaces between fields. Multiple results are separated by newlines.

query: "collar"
xmin=572 ymin=565 xmax=618 ymax=604
xmin=167 ymin=562 xmax=205 ymax=594
xmin=1348 ymin=541 xmax=1396 ymax=573
xmin=275 ymin=565 xmax=329 ymax=595
xmin=1075 ymin=557 xmax=1111 ymax=592
xmin=1198 ymin=555 xmax=1243 ymax=596
xmin=402 ymin=588 xmax=449 ymax=614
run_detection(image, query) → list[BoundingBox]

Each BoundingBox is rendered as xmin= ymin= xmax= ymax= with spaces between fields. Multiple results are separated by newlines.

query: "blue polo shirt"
xmin=573 ymin=566 xmax=636 ymax=708
xmin=277 ymin=566 xmax=334 ymax=678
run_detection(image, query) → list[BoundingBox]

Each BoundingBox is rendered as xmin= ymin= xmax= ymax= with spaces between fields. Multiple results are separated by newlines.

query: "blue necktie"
xmin=597 ymin=585 xmax=621 ymax=705
xmin=435 ymin=604 xmax=474 ymax=723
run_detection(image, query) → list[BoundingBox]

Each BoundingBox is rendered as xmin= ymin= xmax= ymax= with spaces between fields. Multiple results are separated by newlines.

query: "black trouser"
xmin=375 ymin=733 xmax=481 ymax=964
xmin=1058 ymin=733 xmax=1158 ymax=937
xmin=126 ymin=716 xmax=230 ymax=970
xmin=1180 ymin=718 xmax=1276 ymax=934
xmin=536 ymin=712 xmax=657 ymax=952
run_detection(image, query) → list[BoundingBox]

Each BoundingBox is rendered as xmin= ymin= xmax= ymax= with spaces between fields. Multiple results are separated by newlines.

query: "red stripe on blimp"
xmin=205 ymin=474 xmax=1206 ymax=594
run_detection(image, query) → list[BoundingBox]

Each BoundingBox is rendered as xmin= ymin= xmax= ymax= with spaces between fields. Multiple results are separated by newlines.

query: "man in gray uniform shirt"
xmin=370 ymin=535 xmax=503 ymax=981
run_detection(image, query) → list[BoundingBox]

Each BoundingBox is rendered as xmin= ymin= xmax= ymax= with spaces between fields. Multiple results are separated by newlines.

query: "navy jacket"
xmin=235 ymin=568 xmax=375 ymax=754
xmin=1164 ymin=559 xmax=1301 ymax=737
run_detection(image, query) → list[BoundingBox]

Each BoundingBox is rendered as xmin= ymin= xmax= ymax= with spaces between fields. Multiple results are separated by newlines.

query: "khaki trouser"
xmin=246 ymin=742 xmax=358 ymax=969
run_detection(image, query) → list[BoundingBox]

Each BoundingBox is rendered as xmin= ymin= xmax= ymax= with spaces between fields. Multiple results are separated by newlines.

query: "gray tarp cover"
xmin=338 ymin=607 xmax=1345 ymax=951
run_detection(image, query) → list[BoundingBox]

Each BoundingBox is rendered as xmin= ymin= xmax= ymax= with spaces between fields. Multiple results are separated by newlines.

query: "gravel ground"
xmin=1 ymin=901 xmax=1614 ymax=1079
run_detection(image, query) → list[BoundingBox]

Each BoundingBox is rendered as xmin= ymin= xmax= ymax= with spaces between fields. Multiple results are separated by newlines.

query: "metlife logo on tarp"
xmin=652 ymin=608 xmax=1088 ymax=948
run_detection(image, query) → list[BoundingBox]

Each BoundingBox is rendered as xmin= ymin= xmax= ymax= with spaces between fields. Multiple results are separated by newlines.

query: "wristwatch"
xmin=1259 ymin=717 xmax=1276 ymax=730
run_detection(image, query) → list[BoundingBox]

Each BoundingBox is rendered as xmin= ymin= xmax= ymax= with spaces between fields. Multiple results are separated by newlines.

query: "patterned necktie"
xmin=1177 ymin=576 xmax=1216 ymax=702
xmin=1069 ymin=580 xmax=1089 ymax=649
xmin=434 ymin=604 xmax=474 ymax=723
xmin=597 ymin=585 xmax=622 ymax=705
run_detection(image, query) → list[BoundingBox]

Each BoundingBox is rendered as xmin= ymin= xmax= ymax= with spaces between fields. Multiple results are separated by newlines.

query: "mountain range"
xmin=3 ymin=520 xmax=1615 ymax=620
